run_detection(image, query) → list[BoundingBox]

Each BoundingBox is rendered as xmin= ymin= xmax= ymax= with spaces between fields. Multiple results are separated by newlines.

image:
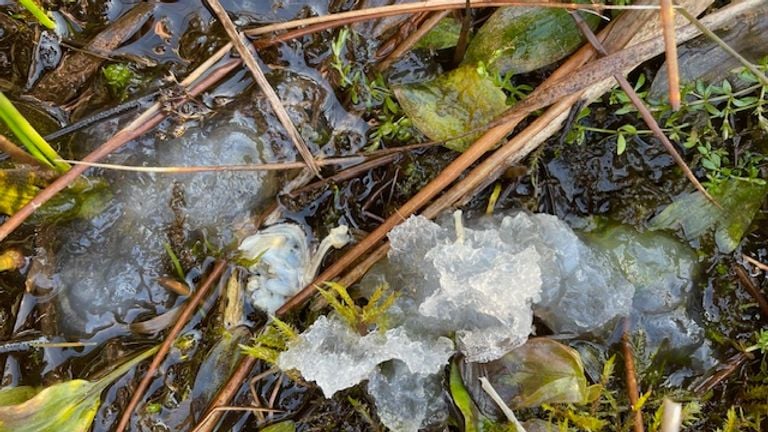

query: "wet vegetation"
xmin=0 ymin=0 xmax=767 ymax=431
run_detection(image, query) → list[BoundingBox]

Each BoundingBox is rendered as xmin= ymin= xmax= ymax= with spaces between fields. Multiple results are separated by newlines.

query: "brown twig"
xmin=692 ymin=352 xmax=749 ymax=395
xmin=570 ymin=12 xmax=716 ymax=206
xmin=744 ymin=254 xmax=768 ymax=272
xmin=622 ymin=318 xmax=645 ymax=432
xmin=290 ymin=153 xmax=399 ymax=195
xmin=249 ymin=1 xmax=654 ymax=49
xmin=677 ymin=7 xmax=768 ymax=88
xmin=206 ymin=0 xmax=321 ymax=177
xmin=245 ymin=1 xmax=665 ymax=38
xmin=453 ymin=0 xmax=472 ymax=65
xmin=194 ymin=356 xmax=258 ymax=432
xmin=0 ymin=134 xmax=48 ymax=168
xmin=193 ymin=405 xmax=281 ymax=432
xmin=660 ymin=0 xmax=681 ymax=110
xmin=734 ymin=264 xmax=768 ymax=319
xmin=115 ymin=259 xmax=227 ymax=432
xmin=376 ymin=10 xmax=450 ymax=72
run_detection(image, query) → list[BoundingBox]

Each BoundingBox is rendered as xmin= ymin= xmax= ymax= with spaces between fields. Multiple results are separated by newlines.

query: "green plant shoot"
xmin=0 ymin=92 xmax=68 ymax=172
xmin=16 ymin=0 xmax=56 ymax=29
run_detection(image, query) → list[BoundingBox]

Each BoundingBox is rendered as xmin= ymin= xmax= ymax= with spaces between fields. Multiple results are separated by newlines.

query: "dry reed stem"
xmin=734 ymin=265 xmax=768 ymax=319
xmin=245 ymin=1 xmax=667 ymax=37
xmin=55 ymin=157 xmax=364 ymax=173
xmin=376 ymin=10 xmax=450 ymax=72
xmin=661 ymin=0 xmax=681 ymax=110
xmin=115 ymin=259 xmax=227 ymax=432
xmin=744 ymin=254 xmax=768 ymax=272
xmin=622 ymin=319 xmax=645 ymax=432
xmin=194 ymin=356 xmax=258 ymax=432
xmin=206 ymin=0 xmax=321 ymax=177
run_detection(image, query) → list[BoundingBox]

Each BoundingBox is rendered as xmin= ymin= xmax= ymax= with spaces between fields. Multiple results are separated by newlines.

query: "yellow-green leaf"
xmin=0 ymin=346 xmax=157 ymax=432
xmin=486 ymin=338 xmax=590 ymax=408
xmin=393 ymin=65 xmax=507 ymax=152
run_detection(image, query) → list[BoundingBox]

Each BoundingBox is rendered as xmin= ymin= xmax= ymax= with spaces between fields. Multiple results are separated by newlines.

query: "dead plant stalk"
xmin=206 ymin=0 xmax=321 ymax=177
xmin=115 ymin=259 xmax=227 ymax=432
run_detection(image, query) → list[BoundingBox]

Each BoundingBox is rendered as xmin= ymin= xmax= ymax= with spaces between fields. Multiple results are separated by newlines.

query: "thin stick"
xmin=744 ymin=254 xmax=768 ymax=272
xmin=56 ymin=156 xmax=365 ymax=173
xmin=0 ymin=133 xmax=48 ymax=167
xmin=192 ymin=405 xmax=281 ymax=432
xmin=291 ymin=153 xmax=399 ymax=195
xmin=571 ymin=12 xmax=716 ymax=205
xmin=194 ymin=356 xmax=258 ymax=432
xmin=660 ymin=0 xmax=681 ymax=110
xmin=376 ymin=10 xmax=450 ymax=72
xmin=115 ymin=260 xmax=227 ymax=432
xmin=734 ymin=265 xmax=768 ymax=319
xmin=206 ymin=0 xmax=321 ymax=177
xmin=622 ymin=319 xmax=645 ymax=432
xmin=678 ymin=7 xmax=768 ymax=88
xmin=245 ymin=1 xmax=667 ymax=37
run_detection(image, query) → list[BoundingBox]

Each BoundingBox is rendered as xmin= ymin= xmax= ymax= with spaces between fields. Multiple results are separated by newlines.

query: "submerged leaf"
xmin=462 ymin=4 xmax=599 ymax=75
xmin=0 ymin=346 xmax=157 ymax=432
xmin=415 ymin=17 xmax=461 ymax=50
xmin=650 ymin=178 xmax=768 ymax=253
xmin=0 ymin=169 xmax=45 ymax=216
xmin=481 ymin=338 xmax=590 ymax=409
xmin=393 ymin=65 xmax=507 ymax=152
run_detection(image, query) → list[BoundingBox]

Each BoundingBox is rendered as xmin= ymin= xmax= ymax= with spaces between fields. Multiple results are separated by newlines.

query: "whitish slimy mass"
xmin=51 ymin=122 xmax=278 ymax=335
xmin=277 ymin=211 xmax=704 ymax=432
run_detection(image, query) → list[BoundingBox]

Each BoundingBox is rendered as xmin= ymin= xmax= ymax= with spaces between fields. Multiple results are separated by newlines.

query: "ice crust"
xmin=277 ymin=315 xmax=454 ymax=398
xmin=280 ymin=212 xmax=702 ymax=431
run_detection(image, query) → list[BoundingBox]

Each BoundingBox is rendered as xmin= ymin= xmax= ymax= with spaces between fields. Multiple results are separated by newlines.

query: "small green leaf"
xmin=616 ymin=134 xmax=627 ymax=155
xmin=650 ymin=178 xmax=768 ymax=253
xmin=462 ymin=3 xmax=599 ymax=75
xmin=17 ymin=0 xmax=56 ymax=29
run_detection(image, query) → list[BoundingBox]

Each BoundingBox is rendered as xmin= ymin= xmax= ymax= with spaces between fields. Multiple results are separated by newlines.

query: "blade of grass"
xmin=0 ymin=92 xmax=68 ymax=172
xmin=16 ymin=0 xmax=56 ymax=29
